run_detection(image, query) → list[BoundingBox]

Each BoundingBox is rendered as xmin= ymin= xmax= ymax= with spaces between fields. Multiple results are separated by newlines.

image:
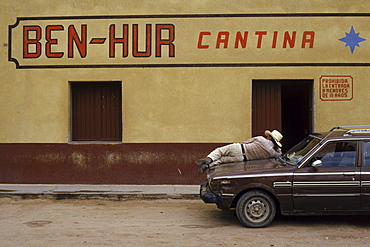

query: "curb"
xmin=0 ymin=184 xmax=200 ymax=200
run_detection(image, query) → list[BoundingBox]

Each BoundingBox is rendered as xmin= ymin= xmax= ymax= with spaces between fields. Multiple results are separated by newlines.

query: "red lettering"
xmin=68 ymin=25 xmax=87 ymax=58
xmin=23 ymin=26 xmax=42 ymax=58
xmin=132 ymin=24 xmax=151 ymax=57
xmin=216 ymin=32 xmax=229 ymax=49
xmin=301 ymin=31 xmax=315 ymax=48
xmin=45 ymin=25 xmax=64 ymax=58
xmin=156 ymin=24 xmax=175 ymax=57
xmin=109 ymin=24 xmax=128 ymax=58
xmin=272 ymin=31 xmax=278 ymax=48
xmin=197 ymin=32 xmax=210 ymax=49
xmin=283 ymin=31 xmax=296 ymax=48
xmin=255 ymin=31 xmax=267 ymax=48
xmin=234 ymin=31 xmax=248 ymax=48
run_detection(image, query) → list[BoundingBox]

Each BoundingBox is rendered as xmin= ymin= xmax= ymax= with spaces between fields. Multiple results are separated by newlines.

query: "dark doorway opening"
xmin=252 ymin=80 xmax=313 ymax=152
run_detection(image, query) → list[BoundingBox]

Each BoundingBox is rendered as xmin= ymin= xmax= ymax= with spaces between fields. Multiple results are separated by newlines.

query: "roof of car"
xmin=314 ymin=126 xmax=370 ymax=139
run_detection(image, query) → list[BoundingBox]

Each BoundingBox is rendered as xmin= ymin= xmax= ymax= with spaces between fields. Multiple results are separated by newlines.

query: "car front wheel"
xmin=236 ymin=190 xmax=276 ymax=228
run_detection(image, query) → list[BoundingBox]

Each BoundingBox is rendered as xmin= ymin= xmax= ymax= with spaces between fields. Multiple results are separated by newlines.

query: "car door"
xmin=293 ymin=141 xmax=361 ymax=212
xmin=361 ymin=141 xmax=370 ymax=210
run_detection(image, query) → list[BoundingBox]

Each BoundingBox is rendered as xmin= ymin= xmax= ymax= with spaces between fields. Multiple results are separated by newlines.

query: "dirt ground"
xmin=1 ymin=197 xmax=370 ymax=247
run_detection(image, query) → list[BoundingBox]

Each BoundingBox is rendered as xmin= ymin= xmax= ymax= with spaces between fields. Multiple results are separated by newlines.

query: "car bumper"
xmin=200 ymin=181 xmax=223 ymax=203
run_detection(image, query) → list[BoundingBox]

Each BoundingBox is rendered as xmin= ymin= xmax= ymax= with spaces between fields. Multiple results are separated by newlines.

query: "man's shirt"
xmin=242 ymin=136 xmax=281 ymax=160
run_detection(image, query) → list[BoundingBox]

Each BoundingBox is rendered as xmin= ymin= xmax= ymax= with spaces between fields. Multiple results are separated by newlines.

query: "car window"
xmin=308 ymin=141 xmax=357 ymax=168
xmin=364 ymin=142 xmax=370 ymax=167
xmin=286 ymin=135 xmax=321 ymax=164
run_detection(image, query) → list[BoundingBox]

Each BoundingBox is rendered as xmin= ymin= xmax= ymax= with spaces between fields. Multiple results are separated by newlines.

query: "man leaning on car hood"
xmin=196 ymin=129 xmax=283 ymax=175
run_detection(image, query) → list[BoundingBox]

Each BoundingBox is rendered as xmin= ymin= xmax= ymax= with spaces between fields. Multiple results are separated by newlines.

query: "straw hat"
xmin=265 ymin=130 xmax=283 ymax=147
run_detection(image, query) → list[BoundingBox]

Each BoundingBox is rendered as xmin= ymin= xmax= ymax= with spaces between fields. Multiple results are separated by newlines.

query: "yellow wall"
xmin=1 ymin=0 xmax=370 ymax=143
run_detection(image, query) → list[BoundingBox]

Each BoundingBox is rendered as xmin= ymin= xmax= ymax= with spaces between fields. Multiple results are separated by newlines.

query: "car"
xmin=200 ymin=125 xmax=370 ymax=228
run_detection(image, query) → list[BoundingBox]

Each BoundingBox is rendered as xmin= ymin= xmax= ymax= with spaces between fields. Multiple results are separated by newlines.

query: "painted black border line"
xmin=14 ymin=63 xmax=370 ymax=69
xmin=9 ymin=13 xmax=370 ymax=69
xmin=11 ymin=13 xmax=370 ymax=21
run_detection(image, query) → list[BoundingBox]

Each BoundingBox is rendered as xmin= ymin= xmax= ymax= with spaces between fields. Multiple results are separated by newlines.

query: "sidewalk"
xmin=0 ymin=184 xmax=200 ymax=199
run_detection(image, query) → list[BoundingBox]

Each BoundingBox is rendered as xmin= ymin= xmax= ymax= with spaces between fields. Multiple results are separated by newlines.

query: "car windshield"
xmin=284 ymin=135 xmax=322 ymax=165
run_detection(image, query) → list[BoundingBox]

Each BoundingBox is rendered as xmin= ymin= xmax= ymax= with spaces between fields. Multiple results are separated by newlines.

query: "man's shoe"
xmin=195 ymin=158 xmax=212 ymax=166
xmin=195 ymin=159 xmax=206 ymax=166
xmin=196 ymin=164 xmax=209 ymax=175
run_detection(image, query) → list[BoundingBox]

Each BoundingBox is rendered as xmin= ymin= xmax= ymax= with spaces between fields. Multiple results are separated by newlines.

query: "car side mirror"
xmin=312 ymin=160 xmax=322 ymax=167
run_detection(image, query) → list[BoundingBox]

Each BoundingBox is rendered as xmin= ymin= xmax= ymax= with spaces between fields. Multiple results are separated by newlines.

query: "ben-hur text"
xmin=23 ymin=24 xmax=175 ymax=59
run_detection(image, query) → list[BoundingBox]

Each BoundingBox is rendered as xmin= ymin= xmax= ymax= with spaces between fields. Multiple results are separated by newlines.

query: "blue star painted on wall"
xmin=338 ymin=26 xmax=366 ymax=53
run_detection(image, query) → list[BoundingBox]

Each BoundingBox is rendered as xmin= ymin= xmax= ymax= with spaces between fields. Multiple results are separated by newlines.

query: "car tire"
xmin=236 ymin=190 xmax=276 ymax=228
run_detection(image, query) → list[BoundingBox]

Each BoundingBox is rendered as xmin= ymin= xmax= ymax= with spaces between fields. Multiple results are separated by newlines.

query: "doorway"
xmin=252 ymin=80 xmax=313 ymax=152
xmin=71 ymin=81 xmax=122 ymax=142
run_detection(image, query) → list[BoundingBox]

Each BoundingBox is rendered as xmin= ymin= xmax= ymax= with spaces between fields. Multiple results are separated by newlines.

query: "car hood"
xmin=207 ymin=158 xmax=293 ymax=179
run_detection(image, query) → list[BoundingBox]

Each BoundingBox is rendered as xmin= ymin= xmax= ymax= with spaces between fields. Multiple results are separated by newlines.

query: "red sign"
xmin=320 ymin=76 xmax=353 ymax=101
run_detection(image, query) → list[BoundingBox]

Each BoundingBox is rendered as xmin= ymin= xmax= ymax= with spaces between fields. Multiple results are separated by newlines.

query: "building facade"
xmin=1 ymin=0 xmax=370 ymax=185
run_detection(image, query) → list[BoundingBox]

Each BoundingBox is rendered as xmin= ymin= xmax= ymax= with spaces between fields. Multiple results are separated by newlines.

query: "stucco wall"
xmin=2 ymin=1 xmax=370 ymax=143
xmin=1 ymin=3 xmax=370 ymax=136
